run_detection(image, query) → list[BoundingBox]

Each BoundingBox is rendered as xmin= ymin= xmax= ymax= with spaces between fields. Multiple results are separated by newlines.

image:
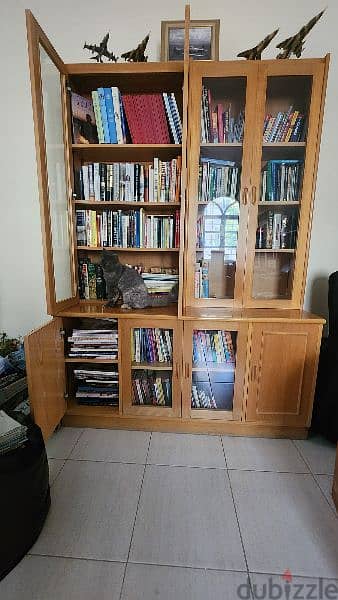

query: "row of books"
xmin=76 ymin=209 xmax=180 ymax=249
xmin=68 ymin=328 xmax=118 ymax=359
xmin=132 ymin=372 xmax=172 ymax=406
xmin=192 ymin=384 xmax=217 ymax=409
xmin=201 ymin=86 xmax=245 ymax=143
xmin=193 ymin=330 xmax=235 ymax=365
xmin=141 ymin=271 xmax=178 ymax=295
xmin=74 ymin=368 xmax=119 ymax=407
xmin=132 ymin=328 xmax=173 ymax=364
xmin=199 ymin=159 xmax=240 ymax=202
xmin=78 ymin=259 xmax=106 ymax=300
xmin=71 ymin=89 xmax=182 ymax=145
xmin=194 ymin=260 xmax=209 ymax=298
xmin=263 ymin=107 xmax=306 ymax=143
xmin=75 ymin=158 xmax=181 ymax=203
xmin=261 ymin=160 xmax=303 ymax=203
xmin=256 ymin=210 xmax=298 ymax=250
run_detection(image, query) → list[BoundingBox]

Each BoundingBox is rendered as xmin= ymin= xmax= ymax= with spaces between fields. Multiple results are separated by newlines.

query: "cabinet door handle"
xmin=251 ymin=185 xmax=257 ymax=205
xmin=185 ymin=362 xmax=190 ymax=379
xmin=242 ymin=187 xmax=248 ymax=205
xmin=175 ymin=362 xmax=180 ymax=378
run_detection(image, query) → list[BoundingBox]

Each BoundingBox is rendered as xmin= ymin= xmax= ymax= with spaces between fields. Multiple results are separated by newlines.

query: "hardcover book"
xmin=71 ymin=92 xmax=98 ymax=144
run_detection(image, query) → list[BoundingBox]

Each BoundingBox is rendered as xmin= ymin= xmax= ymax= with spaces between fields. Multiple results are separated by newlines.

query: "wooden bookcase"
xmin=24 ymin=9 xmax=328 ymax=440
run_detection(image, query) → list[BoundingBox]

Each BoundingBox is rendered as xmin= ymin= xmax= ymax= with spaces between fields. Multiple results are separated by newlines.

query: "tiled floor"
xmin=1 ymin=428 xmax=337 ymax=599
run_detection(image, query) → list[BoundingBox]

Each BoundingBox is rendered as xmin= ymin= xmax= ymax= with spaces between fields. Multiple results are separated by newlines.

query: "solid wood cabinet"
xmin=245 ymin=322 xmax=322 ymax=426
xmin=24 ymin=10 xmax=326 ymax=440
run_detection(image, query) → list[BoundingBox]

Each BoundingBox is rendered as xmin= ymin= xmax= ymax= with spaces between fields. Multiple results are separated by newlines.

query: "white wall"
xmin=0 ymin=0 xmax=336 ymax=336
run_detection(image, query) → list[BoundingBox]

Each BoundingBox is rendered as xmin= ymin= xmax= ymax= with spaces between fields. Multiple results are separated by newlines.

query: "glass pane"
xmin=191 ymin=329 xmax=237 ymax=411
xmin=40 ymin=45 xmax=73 ymax=302
xmin=196 ymin=77 xmax=246 ymax=299
xmin=252 ymin=75 xmax=312 ymax=300
xmin=131 ymin=328 xmax=173 ymax=407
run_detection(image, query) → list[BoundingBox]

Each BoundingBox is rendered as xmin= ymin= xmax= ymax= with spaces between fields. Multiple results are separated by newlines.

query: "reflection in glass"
xmin=39 ymin=45 xmax=72 ymax=302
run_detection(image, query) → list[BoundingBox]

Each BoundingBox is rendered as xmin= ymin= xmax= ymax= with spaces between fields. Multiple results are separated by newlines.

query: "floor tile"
xmin=31 ymin=460 xmax=143 ymax=561
xmin=230 ymin=470 xmax=338 ymax=578
xmin=121 ymin=563 xmax=250 ymax=600
xmin=48 ymin=459 xmax=65 ymax=485
xmin=250 ymin=572 xmax=338 ymax=599
xmin=314 ymin=474 xmax=337 ymax=512
xmin=222 ymin=436 xmax=309 ymax=472
xmin=0 ymin=555 xmax=124 ymax=600
xmin=147 ymin=433 xmax=226 ymax=468
xmin=46 ymin=427 xmax=83 ymax=459
xmin=70 ymin=428 xmax=150 ymax=464
xmin=294 ymin=435 xmax=336 ymax=474
xmin=130 ymin=465 xmax=245 ymax=570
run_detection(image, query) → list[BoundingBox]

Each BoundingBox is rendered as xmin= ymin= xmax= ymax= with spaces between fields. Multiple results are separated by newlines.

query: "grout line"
xmin=291 ymin=440 xmax=338 ymax=518
xmin=66 ymin=428 xmax=85 ymax=459
xmin=49 ymin=458 xmax=67 ymax=488
xmin=126 ymin=560 xmax=250 ymax=575
xmin=220 ymin=437 xmax=251 ymax=578
xmin=27 ymin=552 xmax=125 ymax=566
xmin=119 ymin=432 xmax=152 ymax=600
xmin=247 ymin=568 xmax=338 ymax=582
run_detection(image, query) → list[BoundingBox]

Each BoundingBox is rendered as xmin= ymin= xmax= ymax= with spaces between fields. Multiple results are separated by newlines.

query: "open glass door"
xmin=26 ymin=11 xmax=77 ymax=315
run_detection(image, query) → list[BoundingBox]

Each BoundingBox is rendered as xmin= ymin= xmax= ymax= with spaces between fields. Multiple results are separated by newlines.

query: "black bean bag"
xmin=0 ymin=423 xmax=50 ymax=581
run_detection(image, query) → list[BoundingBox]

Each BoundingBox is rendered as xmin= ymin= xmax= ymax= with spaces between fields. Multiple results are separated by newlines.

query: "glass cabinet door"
xmin=121 ymin=319 xmax=182 ymax=417
xmin=185 ymin=63 xmax=258 ymax=308
xmin=245 ymin=61 xmax=327 ymax=307
xmin=182 ymin=321 xmax=247 ymax=420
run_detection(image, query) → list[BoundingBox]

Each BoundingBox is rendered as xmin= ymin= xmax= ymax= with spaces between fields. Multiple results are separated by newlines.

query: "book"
xmin=71 ymin=92 xmax=98 ymax=144
xmin=103 ymin=88 xmax=117 ymax=143
xmin=97 ymin=87 xmax=110 ymax=143
xmin=263 ymin=106 xmax=306 ymax=142
xmin=132 ymin=328 xmax=173 ymax=364
xmin=260 ymin=160 xmax=303 ymax=202
xmin=200 ymin=85 xmax=245 ymax=144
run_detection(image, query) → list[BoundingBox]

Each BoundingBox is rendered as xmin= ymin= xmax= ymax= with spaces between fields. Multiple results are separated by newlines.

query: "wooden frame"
xmin=161 ymin=19 xmax=219 ymax=62
xmin=120 ymin=318 xmax=183 ymax=418
xmin=182 ymin=320 xmax=248 ymax=420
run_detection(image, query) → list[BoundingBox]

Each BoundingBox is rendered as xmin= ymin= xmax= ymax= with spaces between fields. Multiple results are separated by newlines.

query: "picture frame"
xmin=161 ymin=19 xmax=220 ymax=62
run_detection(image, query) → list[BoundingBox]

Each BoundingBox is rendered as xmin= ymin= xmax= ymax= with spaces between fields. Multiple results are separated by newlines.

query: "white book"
xmin=111 ymin=87 xmax=123 ymax=143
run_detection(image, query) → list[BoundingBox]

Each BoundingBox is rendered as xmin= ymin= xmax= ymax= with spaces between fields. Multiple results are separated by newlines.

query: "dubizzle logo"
xmin=237 ymin=570 xmax=338 ymax=599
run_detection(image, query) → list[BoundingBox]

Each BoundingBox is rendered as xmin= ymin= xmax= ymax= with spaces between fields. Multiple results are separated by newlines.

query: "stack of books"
xmin=192 ymin=330 xmax=235 ymax=366
xmin=71 ymin=89 xmax=182 ymax=145
xmin=141 ymin=272 xmax=178 ymax=295
xmin=76 ymin=209 xmax=180 ymax=249
xmin=201 ymin=85 xmax=245 ymax=143
xmin=191 ymin=385 xmax=217 ymax=409
xmin=256 ymin=209 xmax=298 ymax=250
xmin=132 ymin=328 xmax=172 ymax=364
xmin=75 ymin=157 xmax=181 ymax=203
xmin=132 ymin=370 xmax=172 ymax=406
xmin=263 ymin=107 xmax=306 ymax=142
xmin=74 ymin=368 xmax=119 ymax=406
xmin=78 ymin=259 xmax=106 ymax=300
xmin=261 ymin=160 xmax=303 ymax=202
xmin=199 ymin=158 xmax=240 ymax=202
xmin=67 ymin=328 xmax=118 ymax=359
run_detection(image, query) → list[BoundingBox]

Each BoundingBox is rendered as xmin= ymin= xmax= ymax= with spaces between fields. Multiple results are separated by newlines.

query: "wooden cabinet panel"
xmin=25 ymin=318 xmax=66 ymax=440
xmin=120 ymin=318 xmax=183 ymax=418
xmin=246 ymin=322 xmax=322 ymax=426
xmin=182 ymin=320 xmax=248 ymax=420
xmin=333 ymin=446 xmax=338 ymax=512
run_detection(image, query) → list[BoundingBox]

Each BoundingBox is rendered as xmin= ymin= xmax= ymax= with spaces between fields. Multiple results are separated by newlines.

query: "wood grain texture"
xmin=25 ymin=318 xmax=66 ymax=440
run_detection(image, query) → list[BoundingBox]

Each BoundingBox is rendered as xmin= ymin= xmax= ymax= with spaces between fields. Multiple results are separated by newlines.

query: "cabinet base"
xmin=62 ymin=412 xmax=308 ymax=439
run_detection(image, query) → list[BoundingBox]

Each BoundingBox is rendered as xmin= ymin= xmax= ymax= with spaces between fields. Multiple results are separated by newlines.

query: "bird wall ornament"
xmin=84 ymin=33 xmax=118 ymax=62
xmin=237 ymin=29 xmax=279 ymax=60
xmin=276 ymin=9 xmax=326 ymax=59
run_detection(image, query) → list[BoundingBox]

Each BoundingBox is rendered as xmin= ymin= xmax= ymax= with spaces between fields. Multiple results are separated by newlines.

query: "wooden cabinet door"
xmin=246 ymin=322 xmax=322 ymax=426
xmin=184 ymin=61 xmax=259 ymax=310
xmin=120 ymin=319 xmax=182 ymax=418
xmin=26 ymin=11 xmax=77 ymax=315
xmin=25 ymin=318 xmax=66 ymax=440
xmin=333 ymin=446 xmax=338 ymax=512
xmin=243 ymin=58 xmax=329 ymax=309
xmin=182 ymin=320 xmax=248 ymax=420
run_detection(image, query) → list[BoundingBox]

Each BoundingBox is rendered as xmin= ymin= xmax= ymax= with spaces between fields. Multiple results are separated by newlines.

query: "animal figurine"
xmin=276 ymin=10 xmax=325 ymax=59
xmin=121 ymin=34 xmax=150 ymax=62
xmin=101 ymin=251 xmax=178 ymax=309
xmin=84 ymin=33 xmax=118 ymax=63
xmin=237 ymin=29 xmax=279 ymax=60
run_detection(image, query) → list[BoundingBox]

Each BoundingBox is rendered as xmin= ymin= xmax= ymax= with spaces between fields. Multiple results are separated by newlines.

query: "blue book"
xmin=103 ymin=88 xmax=117 ymax=144
xmin=97 ymin=88 xmax=110 ymax=143
xmin=135 ymin=210 xmax=140 ymax=247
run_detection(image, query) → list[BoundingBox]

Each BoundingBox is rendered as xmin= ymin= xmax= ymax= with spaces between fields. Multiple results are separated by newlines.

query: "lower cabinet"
xmin=182 ymin=321 xmax=248 ymax=420
xmin=120 ymin=318 xmax=182 ymax=418
xmin=245 ymin=322 xmax=322 ymax=427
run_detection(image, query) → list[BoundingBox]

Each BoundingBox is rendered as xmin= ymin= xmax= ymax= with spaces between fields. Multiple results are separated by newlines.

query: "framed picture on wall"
xmin=161 ymin=19 xmax=220 ymax=61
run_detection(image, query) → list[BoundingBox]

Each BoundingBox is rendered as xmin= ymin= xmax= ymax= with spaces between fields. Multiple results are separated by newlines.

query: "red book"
xmin=217 ymin=104 xmax=224 ymax=143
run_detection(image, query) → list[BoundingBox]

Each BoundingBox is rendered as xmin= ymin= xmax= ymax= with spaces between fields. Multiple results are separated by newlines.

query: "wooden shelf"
xmin=71 ymin=144 xmax=182 ymax=162
xmin=65 ymin=358 xmax=118 ymax=364
xmin=200 ymin=143 xmax=242 ymax=148
xmin=131 ymin=362 xmax=172 ymax=371
xmin=57 ymin=302 xmax=178 ymax=319
xmin=76 ymin=247 xmax=180 ymax=252
xmin=262 ymin=142 xmax=306 ymax=147
xmin=72 ymin=144 xmax=181 ymax=150
xmin=66 ymin=398 xmax=119 ymax=417
xmin=192 ymin=365 xmax=235 ymax=372
xmin=74 ymin=201 xmax=180 ymax=209
xmin=255 ymin=248 xmax=295 ymax=253
xmin=258 ymin=201 xmax=300 ymax=206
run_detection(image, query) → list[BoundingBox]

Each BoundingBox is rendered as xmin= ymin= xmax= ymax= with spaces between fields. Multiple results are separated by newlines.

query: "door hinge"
xmin=60 ymin=329 xmax=66 ymax=337
xmin=64 ymin=392 xmax=69 ymax=399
